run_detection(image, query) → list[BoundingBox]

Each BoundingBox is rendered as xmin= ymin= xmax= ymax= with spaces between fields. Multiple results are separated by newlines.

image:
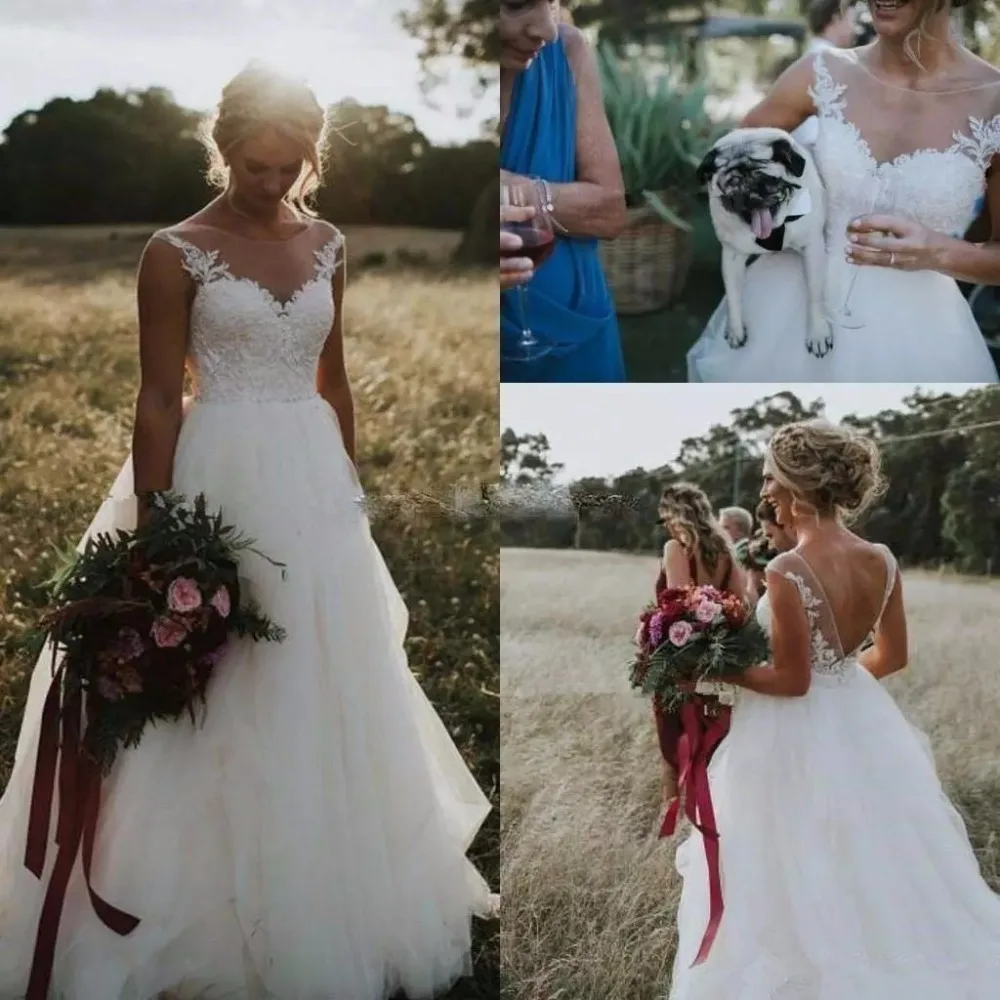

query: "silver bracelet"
xmin=531 ymin=176 xmax=555 ymax=214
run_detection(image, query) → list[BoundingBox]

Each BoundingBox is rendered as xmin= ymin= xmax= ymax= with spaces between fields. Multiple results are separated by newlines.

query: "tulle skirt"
xmin=686 ymin=251 xmax=998 ymax=383
xmin=669 ymin=664 xmax=1000 ymax=999
xmin=0 ymin=395 xmax=492 ymax=999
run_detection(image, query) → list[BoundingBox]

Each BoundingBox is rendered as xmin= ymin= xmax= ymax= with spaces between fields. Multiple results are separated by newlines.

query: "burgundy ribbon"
xmin=24 ymin=667 xmax=140 ymax=1000
xmin=658 ymin=699 xmax=730 ymax=967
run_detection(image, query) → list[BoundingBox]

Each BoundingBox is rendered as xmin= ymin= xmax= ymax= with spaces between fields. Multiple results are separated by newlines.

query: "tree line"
xmin=500 ymin=387 xmax=1000 ymax=575
xmin=0 ymin=88 xmax=496 ymax=233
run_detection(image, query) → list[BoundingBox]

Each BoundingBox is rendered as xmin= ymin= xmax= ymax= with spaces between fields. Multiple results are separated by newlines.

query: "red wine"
xmin=501 ymin=225 xmax=555 ymax=267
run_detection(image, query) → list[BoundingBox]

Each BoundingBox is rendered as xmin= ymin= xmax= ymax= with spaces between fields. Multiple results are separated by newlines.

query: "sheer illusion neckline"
xmin=180 ymin=221 xmax=318 ymax=245
xmin=849 ymin=48 xmax=1000 ymax=97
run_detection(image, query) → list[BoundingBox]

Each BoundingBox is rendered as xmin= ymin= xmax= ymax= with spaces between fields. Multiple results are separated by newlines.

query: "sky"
xmin=0 ymin=0 xmax=491 ymax=144
xmin=500 ymin=383 xmax=991 ymax=483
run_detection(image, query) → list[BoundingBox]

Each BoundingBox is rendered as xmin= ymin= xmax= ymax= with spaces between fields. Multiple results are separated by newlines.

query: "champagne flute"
xmin=833 ymin=173 xmax=888 ymax=331
xmin=500 ymin=181 xmax=556 ymax=363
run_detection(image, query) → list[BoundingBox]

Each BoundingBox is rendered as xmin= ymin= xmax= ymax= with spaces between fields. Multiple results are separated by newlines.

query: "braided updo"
xmin=198 ymin=61 xmax=331 ymax=216
xmin=766 ymin=420 xmax=887 ymax=523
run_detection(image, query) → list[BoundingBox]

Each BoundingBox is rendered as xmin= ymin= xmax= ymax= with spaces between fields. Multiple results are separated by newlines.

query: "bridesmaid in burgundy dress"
xmin=652 ymin=484 xmax=749 ymax=807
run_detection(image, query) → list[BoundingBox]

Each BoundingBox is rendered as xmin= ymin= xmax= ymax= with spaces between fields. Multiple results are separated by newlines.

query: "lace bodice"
xmin=808 ymin=50 xmax=1000 ymax=247
xmin=755 ymin=544 xmax=896 ymax=682
xmin=157 ymin=223 xmax=344 ymax=404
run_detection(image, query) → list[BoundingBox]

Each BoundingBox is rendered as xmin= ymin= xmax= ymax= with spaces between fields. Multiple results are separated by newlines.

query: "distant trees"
xmin=500 ymin=387 xmax=1000 ymax=575
xmin=0 ymin=89 xmax=497 ymax=230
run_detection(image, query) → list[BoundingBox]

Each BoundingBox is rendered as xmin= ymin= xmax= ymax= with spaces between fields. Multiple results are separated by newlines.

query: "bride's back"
xmin=770 ymin=534 xmax=893 ymax=662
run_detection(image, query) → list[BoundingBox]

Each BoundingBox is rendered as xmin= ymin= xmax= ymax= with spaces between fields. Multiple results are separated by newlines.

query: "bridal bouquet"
xmin=34 ymin=489 xmax=287 ymax=774
xmin=627 ymin=583 xmax=768 ymax=968
xmin=20 ymin=491 xmax=287 ymax=1000
xmin=628 ymin=583 xmax=768 ymax=713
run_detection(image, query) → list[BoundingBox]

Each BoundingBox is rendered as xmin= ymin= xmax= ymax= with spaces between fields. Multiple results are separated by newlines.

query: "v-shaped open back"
xmin=767 ymin=544 xmax=896 ymax=676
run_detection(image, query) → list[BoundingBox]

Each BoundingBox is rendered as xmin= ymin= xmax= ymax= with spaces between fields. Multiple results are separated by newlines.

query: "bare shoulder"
xmin=559 ymin=23 xmax=595 ymax=76
xmin=142 ymin=228 xmax=187 ymax=266
xmin=663 ymin=538 xmax=684 ymax=558
xmin=314 ymin=217 xmax=345 ymax=244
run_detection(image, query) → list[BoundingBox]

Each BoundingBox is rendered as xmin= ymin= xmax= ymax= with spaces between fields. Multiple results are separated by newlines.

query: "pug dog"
xmin=697 ymin=127 xmax=832 ymax=357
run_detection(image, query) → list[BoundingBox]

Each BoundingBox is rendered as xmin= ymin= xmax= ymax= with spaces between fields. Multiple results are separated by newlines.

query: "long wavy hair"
xmin=658 ymin=482 xmax=734 ymax=579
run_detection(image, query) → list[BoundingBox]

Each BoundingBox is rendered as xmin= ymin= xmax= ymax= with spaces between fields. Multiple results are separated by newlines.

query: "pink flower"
xmin=210 ymin=586 xmax=231 ymax=619
xmin=669 ymin=620 xmax=694 ymax=647
xmin=151 ymin=616 xmax=188 ymax=648
xmin=695 ymin=600 xmax=722 ymax=624
xmin=167 ymin=577 xmax=202 ymax=614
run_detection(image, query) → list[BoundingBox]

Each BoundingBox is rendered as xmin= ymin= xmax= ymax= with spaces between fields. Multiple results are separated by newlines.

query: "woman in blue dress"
xmin=500 ymin=1 xmax=628 ymax=382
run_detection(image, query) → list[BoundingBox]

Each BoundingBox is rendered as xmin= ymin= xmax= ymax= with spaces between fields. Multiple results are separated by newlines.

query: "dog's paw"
xmin=725 ymin=323 xmax=748 ymax=349
xmin=805 ymin=315 xmax=834 ymax=358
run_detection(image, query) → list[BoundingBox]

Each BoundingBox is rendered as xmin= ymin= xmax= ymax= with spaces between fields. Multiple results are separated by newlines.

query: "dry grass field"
xmin=0 ymin=226 xmax=499 ymax=998
xmin=501 ymin=546 xmax=1000 ymax=1000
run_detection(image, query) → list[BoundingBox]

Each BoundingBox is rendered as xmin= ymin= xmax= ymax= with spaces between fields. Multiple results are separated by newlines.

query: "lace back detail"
xmin=768 ymin=551 xmax=847 ymax=678
xmin=161 ymin=233 xmax=231 ymax=284
xmin=808 ymin=50 xmax=846 ymax=122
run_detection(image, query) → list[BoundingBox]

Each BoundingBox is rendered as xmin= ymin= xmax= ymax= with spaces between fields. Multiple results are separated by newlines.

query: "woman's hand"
xmin=846 ymin=214 xmax=951 ymax=272
xmin=501 ymin=204 xmax=536 ymax=289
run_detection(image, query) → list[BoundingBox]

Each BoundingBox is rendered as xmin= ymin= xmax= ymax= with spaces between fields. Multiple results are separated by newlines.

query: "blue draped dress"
xmin=500 ymin=33 xmax=626 ymax=382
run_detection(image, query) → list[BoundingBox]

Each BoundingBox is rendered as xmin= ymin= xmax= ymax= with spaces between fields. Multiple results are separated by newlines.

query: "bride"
xmin=688 ymin=0 xmax=1000 ymax=383
xmin=0 ymin=64 xmax=493 ymax=999
xmin=668 ymin=420 xmax=1000 ymax=998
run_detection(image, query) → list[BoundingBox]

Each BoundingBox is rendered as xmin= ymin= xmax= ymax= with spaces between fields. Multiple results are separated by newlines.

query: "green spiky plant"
xmin=598 ymin=42 xmax=725 ymax=231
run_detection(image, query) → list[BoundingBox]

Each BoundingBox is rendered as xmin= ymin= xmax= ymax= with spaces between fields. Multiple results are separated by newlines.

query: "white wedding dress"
xmin=688 ymin=48 xmax=1000 ymax=382
xmin=0 ymin=223 xmax=493 ymax=999
xmin=669 ymin=545 xmax=1000 ymax=998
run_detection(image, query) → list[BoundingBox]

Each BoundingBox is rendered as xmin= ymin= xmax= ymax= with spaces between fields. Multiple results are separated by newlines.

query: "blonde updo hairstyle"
xmin=199 ymin=62 xmax=330 ymax=217
xmin=658 ymin=482 xmax=734 ymax=577
xmin=765 ymin=420 xmax=887 ymax=524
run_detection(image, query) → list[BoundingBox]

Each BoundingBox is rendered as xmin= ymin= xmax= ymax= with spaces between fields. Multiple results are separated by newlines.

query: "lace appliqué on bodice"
xmin=779 ymin=570 xmax=850 ymax=680
xmin=759 ymin=545 xmax=897 ymax=685
xmin=161 ymin=229 xmax=344 ymax=404
xmin=808 ymin=51 xmax=1000 ymax=242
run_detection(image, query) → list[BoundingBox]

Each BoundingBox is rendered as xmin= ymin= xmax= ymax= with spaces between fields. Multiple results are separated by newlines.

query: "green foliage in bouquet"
xmin=597 ymin=42 xmax=725 ymax=231
xmin=629 ymin=588 xmax=771 ymax=715
xmin=28 ymin=491 xmax=287 ymax=775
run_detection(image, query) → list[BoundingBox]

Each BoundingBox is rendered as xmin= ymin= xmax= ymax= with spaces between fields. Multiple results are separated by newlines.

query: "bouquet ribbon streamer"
xmin=23 ymin=662 xmax=140 ymax=1000
xmin=659 ymin=699 xmax=728 ymax=967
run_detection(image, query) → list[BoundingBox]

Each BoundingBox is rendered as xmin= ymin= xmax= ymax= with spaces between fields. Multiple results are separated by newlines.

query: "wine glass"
xmin=832 ymin=173 xmax=891 ymax=331
xmin=500 ymin=181 xmax=556 ymax=363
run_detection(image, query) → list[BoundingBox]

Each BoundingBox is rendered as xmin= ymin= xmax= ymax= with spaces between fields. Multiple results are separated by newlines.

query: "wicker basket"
xmin=600 ymin=192 xmax=694 ymax=315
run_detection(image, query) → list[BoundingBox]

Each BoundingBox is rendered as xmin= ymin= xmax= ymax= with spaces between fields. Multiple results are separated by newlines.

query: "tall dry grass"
xmin=0 ymin=228 xmax=499 ymax=998
xmin=501 ymin=547 xmax=1000 ymax=1000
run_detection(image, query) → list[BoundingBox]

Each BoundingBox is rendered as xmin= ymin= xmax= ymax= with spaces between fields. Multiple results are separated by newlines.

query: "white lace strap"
xmin=953 ymin=115 xmax=1000 ymax=171
xmin=875 ymin=544 xmax=897 ymax=624
xmin=313 ymin=229 xmax=345 ymax=281
xmin=159 ymin=232 xmax=231 ymax=284
xmin=808 ymin=50 xmax=847 ymax=122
